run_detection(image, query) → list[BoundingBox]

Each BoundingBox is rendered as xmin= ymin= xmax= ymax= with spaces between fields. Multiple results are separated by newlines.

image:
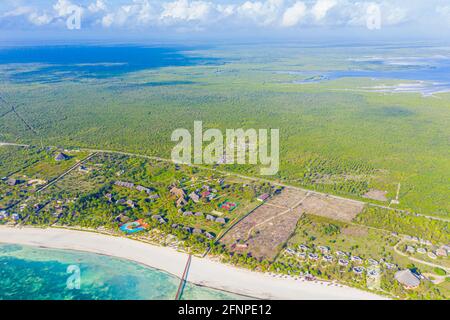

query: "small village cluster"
xmin=284 ymin=244 xmax=396 ymax=277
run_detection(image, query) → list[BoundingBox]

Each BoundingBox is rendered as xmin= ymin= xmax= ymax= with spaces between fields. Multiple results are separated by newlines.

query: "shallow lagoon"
xmin=0 ymin=244 xmax=242 ymax=300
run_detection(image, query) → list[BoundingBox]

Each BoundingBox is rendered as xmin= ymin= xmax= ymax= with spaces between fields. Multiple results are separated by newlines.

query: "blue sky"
xmin=1 ymin=0 xmax=450 ymax=42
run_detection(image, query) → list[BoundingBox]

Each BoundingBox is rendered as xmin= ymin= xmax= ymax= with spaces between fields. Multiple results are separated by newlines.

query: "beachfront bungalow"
xmin=176 ymin=197 xmax=187 ymax=208
xmin=183 ymin=226 xmax=192 ymax=233
xmin=148 ymin=194 xmax=160 ymax=200
xmin=298 ymin=244 xmax=310 ymax=251
xmin=322 ymin=255 xmax=333 ymax=263
xmin=194 ymin=212 xmax=203 ymax=217
xmin=308 ymin=253 xmax=319 ymax=261
xmin=368 ymin=269 xmax=381 ymax=278
xmin=152 ymin=215 xmax=162 ymax=220
xmin=54 ymin=152 xmax=69 ymax=161
xmin=193 ymin=228 xmax=203 ymax=235
xmin=171 ymin=223 xmax=179 ymax=229
xmin=201 ymin=191 xmax=211 ymax=199
xmin=116 ymin=199 xmax=126 ymax=205
xmin=11 ymin=213 xmax=20 ymax=221
xmin=257 ymin=193 xmax=270 ymax=202
xmin=136 ymin=185 xmax=152 ymax=194
xmin=205 ymin=232 xmax=215 ymax=240
xmin=296 ymin=252 xmax=307 ymax=260
xmin=183 ymin=211 xmax=194 ymax=217
xmin=115 ymin=181 xmax=135 ymax=189
xmin=395 ymin=269 xmax=421 ymax=290
xmin=428 ymin=252 xmax=437 ymax=259
xmin=436 ymin=248 xmax=447 ymax=257
xmin=338 ymin=259 xmax=349 ymax=266
xmin=126 ymin=200 xmax=136 ymax=208
xmin=353 ymin=267 xmax=365 ymax=275
xmin=0 ymin=211 xmax=8 ymax=220
xmin=170 ymin=186 xmax=186 ymax=199
xmin=206 ymin=214 xmax=216 ymax=221
xmin=216 ymin=217 xmax=226 ymax=224
xmin=417 ymin=247 xmax=427 ymax=254
xmin=384 ymin=262 xmax=397 ymax=270
xmin=350 ymin=256 xmax=363 ymax=264
xmin=114 ymin=214 xmax=130 ymax=223
xmin=336 ymin=251 xmax=348 ymax=258
xmin=406 ymin=246 xmax=415 ymax=254
xmin=189 ymin=192 xmax=200 ymax=203
xmin=440 ymin=245 xmax=450 ymax=254
xmin=318 ymin=246 xmax=330 ymax=254
xmin=367 ymin=259 xmax=379 ymax=266
xmin=7 ymin=178 xmax=19 ymax=186
xmin=286 ymin=248 xmax=296 ymax=255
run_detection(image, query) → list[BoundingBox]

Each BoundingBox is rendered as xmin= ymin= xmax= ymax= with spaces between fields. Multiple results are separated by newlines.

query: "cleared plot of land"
xmin=299 ymin=194 xmax=365 ymax=222
xmin=267 ymin=188 xmax=309 ymax=208
xmin=221 ymin=188 xmax=308 ymax=261
xmin=244 ymin=209 xmax=305 ymax=261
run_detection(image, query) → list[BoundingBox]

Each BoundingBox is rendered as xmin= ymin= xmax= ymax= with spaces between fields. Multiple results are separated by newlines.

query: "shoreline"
xmin=0 ymin=226 xmax=387 ymax=300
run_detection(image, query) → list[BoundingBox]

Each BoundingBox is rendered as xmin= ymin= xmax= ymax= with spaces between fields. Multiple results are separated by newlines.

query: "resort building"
xmin=298 ymin=244 xmax=310 ymax=251
xmin=318 ymin=246 xmax=330 ymax=254
xmin=353 ymin=267 xmax=365 ymax=275
xmin=7 ymin=178 xmax=19 ymax=186
xmin=170 ymin=186 xmax=186 ymax=199
xmin=417 ymin=247 xmax=427 ymax=254
xmin=428 ymin=252 xmax=437 ymax=259
xmin=308 ymin=253 xmax=319 ymax=261
xmin=395 ymin=269 xmax=421 ymax=290
xmin=216 ymin=217 xmax=226 ymax=224
xmin=54 ymin=152 xmax=69 ymax=161
xmin=338 ymin=259 xmax=349 ymax=266
xmin=436 ymin=248 xmax=447 ymax=257
xmin=367 ymin=259 xmax=379 ymax=266
xmin=189 ymin=192 xmax=200 ymax=203
xmin=115 ymin=181 xmax=135 ymax=189
xmin=257 ymin=193 xmax=270 ymax=202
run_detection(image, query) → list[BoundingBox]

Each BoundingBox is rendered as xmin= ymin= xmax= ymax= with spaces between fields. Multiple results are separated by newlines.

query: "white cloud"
xmin=100 ymin=0 xmax=156 ymax=27
xmin=28 ymin=12 xmax=53 ymax=26
xmin=217 ymin=4 xmax=235 ymax=17
xmin=53 ymin=0 xmax=82 ymax=17
xmin=281 ymin=1 xmax=306 ymax=27
xmin=0 ymin=0 xmax=447 ymax=34
xmin=1 ymin=5 xmax=53 ymax=26
xmin=2 ymin=6 xmax=33 ymax=18
xmin=237 ymin=0 xmax=284 ymax=25
xmin=88 ymin=0 xmax=107 ymax=13
xmin=311 ymin=0 xmax=336 ymax=21
xmin=160 ymin=0 xmax=212 ymax=22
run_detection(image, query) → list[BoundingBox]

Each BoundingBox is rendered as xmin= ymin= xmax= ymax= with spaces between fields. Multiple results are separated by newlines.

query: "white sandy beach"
xmin=0 ymin=226 xmax=386 ymax=300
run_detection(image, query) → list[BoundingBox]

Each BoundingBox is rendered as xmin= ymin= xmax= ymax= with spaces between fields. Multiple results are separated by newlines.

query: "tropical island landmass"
xmin=0 ymin=44 xmax=449 ymax=300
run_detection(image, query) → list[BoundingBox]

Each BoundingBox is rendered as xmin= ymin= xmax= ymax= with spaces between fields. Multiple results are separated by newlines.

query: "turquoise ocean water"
xmin=0 ymin=244 xmax=242 ymax=300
